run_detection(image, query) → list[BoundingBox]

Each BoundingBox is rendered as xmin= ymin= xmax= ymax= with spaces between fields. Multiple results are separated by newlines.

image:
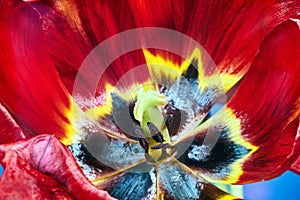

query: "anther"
xmin=151 ymin=143 xmax=172 ymax=150
xmin=147 ymin=122 xmax=164 ymax=143
xmin=139 ymin=138 xmax=149 ymax=153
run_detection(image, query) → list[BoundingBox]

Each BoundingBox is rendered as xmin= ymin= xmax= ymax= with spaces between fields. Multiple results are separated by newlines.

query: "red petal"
xmin=74 ymin=0 xmax=137 ymax=43
xmin=0 ymin=135 xmax=114 ymax=200
xmin=0 ymin=103 xmax=25 ymax=144
xmin=41 ymin=0 xmax=94 ymax=93
xmin=41 ymin=0 xmax=146 ymax=95
xmin=227 ymin=20 xmax=300 ymax=183
xmin=176 ymin=19 xmax=300 ymax=185
xmin=290 ymin=117 xmax=300 ymax=175
xmin=0 ymin=152 xmax=73 ymax=199
xmin=0 ymin=1 xmax=75 ymax=144
xmin=128 ymin=0 xmax=300 ymax=89
xmin=291 ymin=149 xmax=300 ymax=175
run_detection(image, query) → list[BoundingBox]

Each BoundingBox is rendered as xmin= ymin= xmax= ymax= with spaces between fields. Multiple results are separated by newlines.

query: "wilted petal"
xmin=0 ymin=103 xmax=25 ymax=144
xmin=0 ymin=135 xmax=114 ymax=199
xmin=0 ymin=149 xmax=73 ymax=199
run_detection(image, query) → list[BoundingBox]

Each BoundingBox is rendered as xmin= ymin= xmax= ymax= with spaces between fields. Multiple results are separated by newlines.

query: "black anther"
xmin=147 ymin=122 xmax=164 ymax=143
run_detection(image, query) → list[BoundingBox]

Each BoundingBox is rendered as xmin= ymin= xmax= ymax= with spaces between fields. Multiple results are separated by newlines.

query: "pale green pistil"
xmin=133 ymin=89 xmax=171 ymax=161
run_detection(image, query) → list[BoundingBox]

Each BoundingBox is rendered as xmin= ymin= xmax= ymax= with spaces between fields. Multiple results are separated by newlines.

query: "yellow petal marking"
xmin=59 ymin=97 xmax=78 ymax=145
xmin=143 ymin=48 xmax=242 ymax=92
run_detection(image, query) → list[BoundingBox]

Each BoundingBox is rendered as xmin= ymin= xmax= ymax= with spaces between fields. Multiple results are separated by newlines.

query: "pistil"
xmin=133 ymin=88 xmax=172 ymax=161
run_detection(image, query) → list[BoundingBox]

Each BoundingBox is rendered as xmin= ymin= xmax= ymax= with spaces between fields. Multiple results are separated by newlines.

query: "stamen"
xmin=147 ymin=122 xmax=164 ymax=143
xmin=139 ymin=138 xmax=149 ymax=153
xmin=151 ymin=143 xmax=172 ymax=150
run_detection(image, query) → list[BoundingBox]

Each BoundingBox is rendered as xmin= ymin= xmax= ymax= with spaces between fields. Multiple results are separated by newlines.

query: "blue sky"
xmin=244 ymin=171 xmax=300 ymax=200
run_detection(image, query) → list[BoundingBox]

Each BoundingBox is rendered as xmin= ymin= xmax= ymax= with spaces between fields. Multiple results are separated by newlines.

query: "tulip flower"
xmin=0 ymin=0 xmax=300 ymax=199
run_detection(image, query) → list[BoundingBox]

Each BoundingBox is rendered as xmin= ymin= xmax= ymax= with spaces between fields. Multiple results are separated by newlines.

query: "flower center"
xmin=133 ymin=88 xmax=174 ymax=162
